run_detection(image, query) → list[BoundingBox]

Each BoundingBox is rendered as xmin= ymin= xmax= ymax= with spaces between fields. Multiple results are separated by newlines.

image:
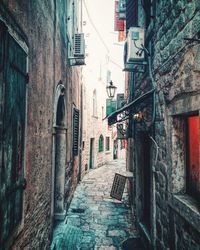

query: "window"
xmin=67 ymin=0 xmax=76 ymax=43
xmin=186 ymin=115 xmax=200 ymax=199
xmin=106 ymin=137 xmax=110 ymax=151
xmin=0 ymin=22 xmax=27 ymax=245
xmin=126 ymin=0 xmax=138 ymax=29
xmin=142 ymin=0 xmax=152 ymax=28
xmin=171 ymin=113 xmax=200 ymax=201
xmin=93 ymin=89 xmax=97 ymax=117
xmin=73 ymin=108 xmax=79 ymax=156
xmin=98 ymin=135 xmax=104 ymax=152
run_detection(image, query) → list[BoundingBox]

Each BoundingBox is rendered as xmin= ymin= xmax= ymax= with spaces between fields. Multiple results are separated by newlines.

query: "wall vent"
xmin=74 ymin=33 xmax=85 ymax=58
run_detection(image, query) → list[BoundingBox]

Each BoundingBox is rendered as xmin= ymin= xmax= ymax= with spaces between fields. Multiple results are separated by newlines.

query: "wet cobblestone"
xmin=51 ymin=160 xmax=137 ymax=250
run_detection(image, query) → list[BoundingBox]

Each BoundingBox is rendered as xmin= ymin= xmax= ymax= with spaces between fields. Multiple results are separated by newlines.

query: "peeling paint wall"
xmin=0 ymin=0 xmax=82 ymax=248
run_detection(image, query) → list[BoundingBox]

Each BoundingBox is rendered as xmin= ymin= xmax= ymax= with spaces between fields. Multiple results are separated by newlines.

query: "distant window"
xmin=106 ymin=137 xmax=110 ymax=151
xmin=120 ymin=139 xmax=125 ymax=149
xmin=93 ymin=89 xmax=97 ymax=116
xmin=102 ymin=106 xmax=104 ymax=119
xmin=99 ymin=135 xmax=104 ymax=152
xmin=186 ymin=115 xmax=200 ymax=199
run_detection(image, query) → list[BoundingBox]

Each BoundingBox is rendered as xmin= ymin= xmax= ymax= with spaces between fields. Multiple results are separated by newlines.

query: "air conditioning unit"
xmin=127 ymin=27 xmax=145 ymax=63
xmin=74 ymin=33 xmax=85 ymax=59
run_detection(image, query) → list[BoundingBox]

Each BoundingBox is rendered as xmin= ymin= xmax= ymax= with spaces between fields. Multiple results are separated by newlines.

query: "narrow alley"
xmin=0 ymin=1 xmax=200 ymax=249
xmin=51 ymin=160 xmax=139 ymax=250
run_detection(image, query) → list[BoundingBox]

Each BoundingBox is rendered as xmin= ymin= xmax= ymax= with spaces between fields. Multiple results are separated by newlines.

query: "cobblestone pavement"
xmin=51 ymin=160 xmax=138 ymax=250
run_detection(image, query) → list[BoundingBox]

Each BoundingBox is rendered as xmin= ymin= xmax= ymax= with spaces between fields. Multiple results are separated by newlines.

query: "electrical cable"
xmin=83 ymin=0 xmax=110 ymax=53
xmin=109 ymin=59 xmax=123 ymax=69
xmin=149 ymin=135 xmax=159 ymax=167
xmin=153 ymin=39 xmax=195 ymax=74
xmin=83 ymin=0 xmax=124 ymax=72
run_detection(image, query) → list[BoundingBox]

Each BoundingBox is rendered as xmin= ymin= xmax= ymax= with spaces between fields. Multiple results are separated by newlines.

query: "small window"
xmin=98 ymin=135 xmax=104 ymax=152
xmin=186 ymin=115 xmax=200 ymax=200
xmin=93 ymin=89 xmax=97 ymax=117
xmin=106 ymin=137 xmax=110 ymax=151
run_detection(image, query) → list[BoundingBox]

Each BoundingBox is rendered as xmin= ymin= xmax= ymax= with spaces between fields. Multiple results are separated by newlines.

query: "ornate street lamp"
xmin=106 ymin=80 xmax=117 ymax=99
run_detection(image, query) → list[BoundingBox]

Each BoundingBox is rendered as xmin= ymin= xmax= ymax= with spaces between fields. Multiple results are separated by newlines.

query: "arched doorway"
xmin=52 ymin=81 xmax=67 ymax=221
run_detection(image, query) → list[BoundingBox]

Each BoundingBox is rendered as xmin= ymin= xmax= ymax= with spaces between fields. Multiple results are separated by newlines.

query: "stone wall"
xmin=0 ymin=1 xmax=81 ymax=248
xmin=153 ymin=1 xmax=200 ymax=249
xmin=128 ymin=0 xmax=200 ymax=249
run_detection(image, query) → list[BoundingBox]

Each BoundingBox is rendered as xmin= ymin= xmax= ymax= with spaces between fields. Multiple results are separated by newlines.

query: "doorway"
xmin=136 ymin=132 xmax=151 ymax=233
xmin=141 ymin=133 xmax=151 ymax=230
xmin=89 ymin=138 xmax=94 ymax=169
xmin=52 ymin=82 xmax=66 ymax=221
xmin=113 ymin=139 xmax=118 ymax=159
xmin=137 ymin=132 xmax=151 ymax=232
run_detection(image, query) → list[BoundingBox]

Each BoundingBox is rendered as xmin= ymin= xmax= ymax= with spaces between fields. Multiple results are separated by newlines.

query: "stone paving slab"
xmin=51 ymin=160 xmax=138 ymax=250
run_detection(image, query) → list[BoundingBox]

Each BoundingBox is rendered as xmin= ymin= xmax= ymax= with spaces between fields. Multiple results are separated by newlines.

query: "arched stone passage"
xmin=52 ymin=81 xmax=67 ymax=221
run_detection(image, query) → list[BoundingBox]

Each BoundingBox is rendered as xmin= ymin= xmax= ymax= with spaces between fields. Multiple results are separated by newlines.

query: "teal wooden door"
xmin=0 ymin=24 xmax=27 ymax=246
xmin=89 ymin=139 xmax=93 ymax=169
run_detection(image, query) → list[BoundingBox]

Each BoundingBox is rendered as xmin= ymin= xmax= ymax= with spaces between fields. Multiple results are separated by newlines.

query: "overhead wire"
xmin=82 ymin=0 xmax=124 ymax=70
xmin=82 ymin=0 xmax=110 ymax=53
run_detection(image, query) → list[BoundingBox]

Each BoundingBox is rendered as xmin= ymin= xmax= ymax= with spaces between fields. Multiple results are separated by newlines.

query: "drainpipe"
xmin=148 ymin=45 xmax=157 ymax=250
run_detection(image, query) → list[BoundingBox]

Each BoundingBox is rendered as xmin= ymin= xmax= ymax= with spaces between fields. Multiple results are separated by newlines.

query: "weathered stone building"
xmin=0 ymin=1 xmax=83 ymax=249
xmin=108 ymin=0 xmax=200 ymax=249
xmin=80 ymin=0 xmax=126 ymax=179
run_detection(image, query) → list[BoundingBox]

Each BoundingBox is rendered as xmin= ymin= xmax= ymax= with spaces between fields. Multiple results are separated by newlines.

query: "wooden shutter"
xmin=106 ymin=99 xmax=117 ymax=116
xmin=73 ymin=108 xmax=79 ymax=156
xmin=126 ymin=0 xmax=138 ymax=30
xmin=0 ymin=27 xmax=27 ymax=245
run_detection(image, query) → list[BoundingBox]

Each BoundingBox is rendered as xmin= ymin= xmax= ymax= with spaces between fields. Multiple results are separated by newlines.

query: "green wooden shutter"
xmin=98 ymin=135 xmax=104 ymax=152
xmin=106 ymin=99 xmax=117 ymax=116
xmin=111 ymin=100 xmax=117 ymax=113
xmin=73 ymin=108 xmax=79 ymax=156
xmin=0 ymin=29 xmax=27 ymax=245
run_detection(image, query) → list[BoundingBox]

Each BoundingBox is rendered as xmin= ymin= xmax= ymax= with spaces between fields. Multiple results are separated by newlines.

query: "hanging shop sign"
xmin=117 ymin=123 xmax=127 ymax=139
xmin=114 ymin=1 xmax=125 ymax=31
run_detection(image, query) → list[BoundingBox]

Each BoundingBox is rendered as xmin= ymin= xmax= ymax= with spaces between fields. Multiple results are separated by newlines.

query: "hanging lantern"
xmin=106 ymin=80 xmax=117 ymax=99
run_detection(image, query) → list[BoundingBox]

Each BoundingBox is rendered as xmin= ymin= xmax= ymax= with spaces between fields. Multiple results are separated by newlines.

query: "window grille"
xmin=106 ymin=137 xmax=110 ymax=151
xmin=98 ymin=135 xmax=104 ymax=152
